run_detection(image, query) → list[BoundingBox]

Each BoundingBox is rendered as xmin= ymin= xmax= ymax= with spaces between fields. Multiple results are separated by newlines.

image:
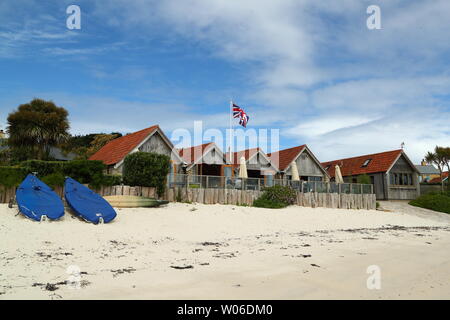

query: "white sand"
xmin=0 ymin=202 xmax=449 ymax=300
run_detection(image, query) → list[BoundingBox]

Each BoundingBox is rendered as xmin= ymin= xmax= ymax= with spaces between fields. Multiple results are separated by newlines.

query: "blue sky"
xmin=0 ymin=0 xmax=449 ymax=163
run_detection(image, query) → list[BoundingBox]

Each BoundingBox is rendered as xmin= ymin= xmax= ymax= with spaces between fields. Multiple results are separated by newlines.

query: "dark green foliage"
xmin=7 ymin=98 xmax=70 ymax=160
xmin=63 ymin=160 xmax=106 ymax=184
xmin=253 ymin=185 xmax=297 ymax=209
xmin=122 ymin=152 xmax=171 ymax=196
xmin=19 ymin=160 xmax=105 ymax=182
xmin=253 ymin=197 xmax=287 ymax=209
xmin=20 ymin=160 xmax=66 ymax=177
xmin=0 ymin=160 xmax=115 ymax=188
xmin=357 ymin=174 xmax=371 ymax=184
xmin=89 ymin=174 xmax=121 ymax=190
xmin=0 ymin=166 xmax=27 ymax=188
xmin=41 ymin=172 xmax=65 ymax=188
xmin=409 ymin=192 xmax=450 ymax=214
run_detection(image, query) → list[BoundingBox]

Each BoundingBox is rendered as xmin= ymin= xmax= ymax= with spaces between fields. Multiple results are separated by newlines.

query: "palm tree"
xmin=7 ymin=99 xmax=70 ymax=160
xmin=442 ymin=147 xmax=450 ymax=190
xmin=425 ymin=147 xmax=446 ymax=192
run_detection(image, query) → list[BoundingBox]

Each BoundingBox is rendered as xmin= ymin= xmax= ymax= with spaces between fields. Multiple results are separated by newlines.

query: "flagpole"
xmin=229 ymin=99 xmax=233 ymax=164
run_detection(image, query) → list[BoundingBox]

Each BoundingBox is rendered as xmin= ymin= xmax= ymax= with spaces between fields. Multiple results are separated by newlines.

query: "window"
xmin=361 ymin=159 xmax=371 ymax=167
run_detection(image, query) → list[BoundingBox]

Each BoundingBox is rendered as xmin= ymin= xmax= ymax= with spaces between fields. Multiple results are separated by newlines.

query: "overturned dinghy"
xmin=64 ymin=177 xmax=117 ymax=224
xmin=16 ymin=174 xmax=65 ymax=221
xmin=102 ymin=195 xmax=169 ymax=208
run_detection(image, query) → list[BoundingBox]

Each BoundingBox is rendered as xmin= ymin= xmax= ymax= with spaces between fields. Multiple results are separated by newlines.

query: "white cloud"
xmin=2 ymin=0 xmax=449 ymax=162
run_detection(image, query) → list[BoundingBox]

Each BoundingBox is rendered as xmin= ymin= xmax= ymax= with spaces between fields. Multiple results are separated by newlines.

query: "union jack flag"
xmin=232 ymin=103 xmax=250 ymax=128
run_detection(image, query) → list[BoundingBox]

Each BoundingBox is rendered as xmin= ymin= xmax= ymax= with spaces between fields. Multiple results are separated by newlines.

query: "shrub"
xmin=253 ymin=185 xmax=297 ymax=209
xmin=122 ymin=152 xmax=171 ymax=196
xmin=20 ymin=160 xmax=65 ymax=177
xmin=409 ymin=192 xmax=450 ymax=214
xmin=0 ymin=166 xmax=27 ymax=188
xmin=41 ymin=172 xmax=65 ymax=188
xmin=357 ymin=174 xmax=371 ymax=184
xmin=0 ymin=159 xmax=115 ymax=189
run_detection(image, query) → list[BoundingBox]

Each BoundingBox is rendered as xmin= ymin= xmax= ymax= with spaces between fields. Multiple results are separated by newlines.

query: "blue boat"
xmin=16 ymin=174 xmax=65 ymax=221
xmin=64 ymin=177 xmax=117 ymax=224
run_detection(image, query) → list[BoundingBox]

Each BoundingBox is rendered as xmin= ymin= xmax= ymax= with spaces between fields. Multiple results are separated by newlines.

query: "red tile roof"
xmin=179 ymin=143 xmax=213 ymax=164
xmin=321 ymin=149 xmax=403 ymax=178
xmin=89 ymin=125 xmax=159 ymax=165
xmin=267 ymin=145 xmax=306 ymax=171
xmin=226 ymin=148 xmax=261 ymax=166
xmin=429 ymin=171 xmax=449 ymax=184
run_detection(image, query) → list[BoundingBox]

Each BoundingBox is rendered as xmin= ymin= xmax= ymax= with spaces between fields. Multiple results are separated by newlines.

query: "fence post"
xmin=360 ymin=184 xmax=363 ymax=194
xmin=338 ymin=183 xmax=341 ymax=194
xmin=206 ymin=175 xmax=209 ymax=189
xmin=349 ymin=183 xmax=353 ymax=194
xmin=313 ymin=181 xmax=316 ymax=193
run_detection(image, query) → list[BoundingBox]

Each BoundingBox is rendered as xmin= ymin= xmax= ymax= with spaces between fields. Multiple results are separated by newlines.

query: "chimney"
xmin=421 ymin=159 xmax=426 ymax=166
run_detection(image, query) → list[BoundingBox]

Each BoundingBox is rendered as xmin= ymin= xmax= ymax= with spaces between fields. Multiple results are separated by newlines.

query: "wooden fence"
xmin=1 ymin=185 xmax=376 ymax=210
xmin=163 ymin=187 xmax=376 ymax=210
xmin=0 ymin=185 xmax=157 ymax=204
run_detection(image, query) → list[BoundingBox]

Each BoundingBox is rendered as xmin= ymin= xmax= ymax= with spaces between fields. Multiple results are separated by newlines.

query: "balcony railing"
xmin=167 ymin=174 xmax=374 ymax=194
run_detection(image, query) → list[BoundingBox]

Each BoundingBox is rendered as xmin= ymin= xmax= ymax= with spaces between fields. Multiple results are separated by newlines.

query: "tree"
xmin=7 ymin=99 xmax=69 ymax=160
xmin=86 ymin=133 xmax=121 ymax=158
xmin=425 ymin=146 xmax=448 ymax=192
xmin=441 ymin=147 xmax=450 ymax=190
xmin=59 ymin=132 xmax=122 ymax=159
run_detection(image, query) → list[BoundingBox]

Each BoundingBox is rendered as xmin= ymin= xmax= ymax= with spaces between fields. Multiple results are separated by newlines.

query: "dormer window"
xmin=361 ymin=159 xmax=371 ymax=167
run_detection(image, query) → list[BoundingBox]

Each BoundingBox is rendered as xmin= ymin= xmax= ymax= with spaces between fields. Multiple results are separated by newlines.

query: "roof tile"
xmin=267 ymin=145 xmax=306 ymax=171
xmin=89 ymin=125 xmax=159 ymax=165
xmin=321 ymin=149 xmax=403 ymax=177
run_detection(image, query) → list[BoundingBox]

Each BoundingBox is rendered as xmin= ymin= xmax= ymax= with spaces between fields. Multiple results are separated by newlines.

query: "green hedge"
xmin=0 ymin=160 xmax=120 ymax=189
xmin=409 ymin=192 xmax=450 ymax=214
xmin=0 ymin=166 xmax=28 ymax=188
xmin=123 ymin=152 xmax=171 ymax=196
xmin=253 ymin=185 xmax=297 ymax=209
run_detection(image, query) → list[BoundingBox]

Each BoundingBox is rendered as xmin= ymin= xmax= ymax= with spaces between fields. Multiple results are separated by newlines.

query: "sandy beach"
xmin=1 ymin=201 xmax=449 ymax=300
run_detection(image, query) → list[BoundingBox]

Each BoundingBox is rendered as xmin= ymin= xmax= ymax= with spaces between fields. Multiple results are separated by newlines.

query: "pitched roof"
xmin=267 ymin=145 xmax=306 ymax=171
xmin=321 ymin=149 xmax=403 ymax=177
xmin=227 ymin=148 xmax=261 ymax=166
xmin=429 ymin=172 xmax=449 ymax=184
xmin=179 ymin=142 xmax=214 ymax=164
xmin=89 ymin=125 xmax=159 ymax=165
xmin=414 ymin=164 xmax=440 ymax=175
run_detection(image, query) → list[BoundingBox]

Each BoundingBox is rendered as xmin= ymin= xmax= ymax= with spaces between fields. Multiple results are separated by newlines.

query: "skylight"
xmin=361 ymin=159 xmax=371 ymax=167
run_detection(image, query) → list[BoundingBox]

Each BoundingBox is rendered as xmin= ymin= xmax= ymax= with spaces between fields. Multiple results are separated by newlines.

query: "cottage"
xmin=179 ymin=142 xmax=227 ymax=176
xmin=89 ymin=125 xmax=184 ymax=175
xmin=227 ymin=148 xmax=278 ymax=182
xmin=415 ymin=160 xmax=441 ymax=183
xmin=268 ymin=145 xmax=329 ymax=182
xmin=322 ymin=149 xmax=420 ymax=200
